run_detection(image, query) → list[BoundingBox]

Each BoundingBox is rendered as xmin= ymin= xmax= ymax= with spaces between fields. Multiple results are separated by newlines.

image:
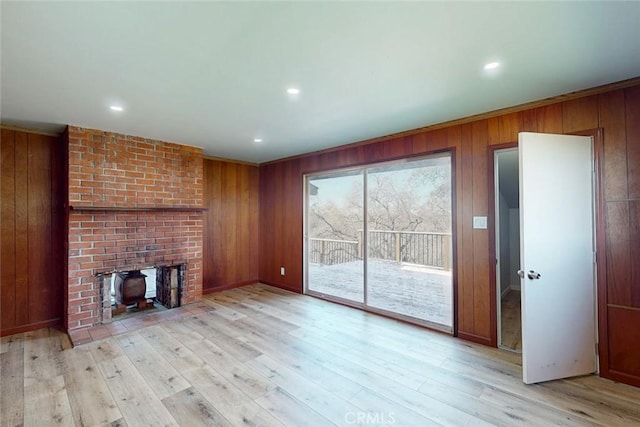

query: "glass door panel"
xmin=366 ymin=155 xmax=453 ymax=329
xmin=306 ymin=171 xmax=364 ymax=304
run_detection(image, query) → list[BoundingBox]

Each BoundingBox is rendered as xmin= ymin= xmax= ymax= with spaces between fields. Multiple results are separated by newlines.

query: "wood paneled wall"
xmin=259 ymin=160 xmax=303 ymax=292
xmin=599 ymin=86 xmax=640 ymax=386
xmin=203 ymin=159 xmax=259 ymax=291
xmin=1 ymin=129 xmax=65 ymax=336
xmin=258 ymin=82 xmax=640 ymax=387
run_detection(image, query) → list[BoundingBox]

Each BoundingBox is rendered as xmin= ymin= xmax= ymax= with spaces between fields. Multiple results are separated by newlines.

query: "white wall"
xmin=509 ymin=208 xmax=521 ymax=289
xmin=499 ymin=190 xmax=511 ymax=295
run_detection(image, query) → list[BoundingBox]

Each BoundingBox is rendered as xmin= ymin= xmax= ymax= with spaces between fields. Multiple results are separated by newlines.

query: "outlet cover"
xmin=280 ymin=267 xmax=285 ymax=276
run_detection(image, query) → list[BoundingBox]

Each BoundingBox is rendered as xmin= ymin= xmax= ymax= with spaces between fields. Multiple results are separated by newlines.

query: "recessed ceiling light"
xmin=287 ymin=88 xmax=300 ymax=95
xmin=484 ymin=62 xmax=500 ymax=70
xmin=110 ymin=105 xmax=124 ymax=112
xmin=253 ymin=138 xmax=263 ymax=143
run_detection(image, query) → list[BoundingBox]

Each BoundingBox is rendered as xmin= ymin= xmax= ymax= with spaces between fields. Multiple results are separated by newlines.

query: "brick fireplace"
xmin=66 ymin=126 xmax=204 ymax=332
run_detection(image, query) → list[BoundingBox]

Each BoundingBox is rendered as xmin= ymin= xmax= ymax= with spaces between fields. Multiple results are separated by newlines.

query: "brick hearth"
xmin=66 ymin=126 xmax=204 ymax=331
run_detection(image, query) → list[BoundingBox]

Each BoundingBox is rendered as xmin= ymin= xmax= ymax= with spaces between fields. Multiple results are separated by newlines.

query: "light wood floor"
xmin=500 ymin=290 xmax=522 ymax=352
xmin=2 ymin=284 xmax=640 ymax=427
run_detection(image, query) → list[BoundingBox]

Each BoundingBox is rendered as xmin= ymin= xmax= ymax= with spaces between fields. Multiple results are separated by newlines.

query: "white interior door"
xmin=519 ymin=132 xmax=596 ymax=384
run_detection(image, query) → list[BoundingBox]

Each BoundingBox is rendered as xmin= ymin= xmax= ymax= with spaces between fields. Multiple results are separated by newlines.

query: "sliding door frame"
xmin=303 ymin=150 xmax=458 ymax=335
xmin=303 ymin=166 xmax=367 ymax=308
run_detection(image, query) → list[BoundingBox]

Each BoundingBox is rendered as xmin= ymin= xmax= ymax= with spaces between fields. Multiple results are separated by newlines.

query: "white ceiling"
xmin=2 ymin=2 xmax=640 ymax=163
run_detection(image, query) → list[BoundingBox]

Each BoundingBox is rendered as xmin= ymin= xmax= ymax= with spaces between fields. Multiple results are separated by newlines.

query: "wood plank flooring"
xmin=500 ymin=290 xmax=522 ymax=352
xmin=2 ymin=284 xmax=640 ymax=426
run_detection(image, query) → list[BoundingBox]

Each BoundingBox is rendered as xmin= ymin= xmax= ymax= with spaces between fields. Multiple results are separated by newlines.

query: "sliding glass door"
xmin=305 ymin=154 xmax=453 ymax=331
xmin=306 ymin=171 xmax=365 ymax=304
xmin=366 ymin=156 xmax=452 ymax=327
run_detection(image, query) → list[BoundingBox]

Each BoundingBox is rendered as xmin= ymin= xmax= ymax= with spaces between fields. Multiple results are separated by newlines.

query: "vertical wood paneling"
xmin=631 ymin=200 xmax=640 ymax=308
xmin=608 ymin=306 xmax=640 ymax=382
xmin=605 ymin=202 xmax=631 ymax=306
xmin=499 ymin=112 xmax=521 ymax=144
xmin=487 ymin=117 xmax=500 ymax=145
xmin=1 ymin=129 xmax=63 ymax=336
xmin=599 ymin=90 xmax=628 ymax=200
xmin=272 ymin=164 xmax=284 ymax=284
xmin=202 ymin=159 xmax=259 ymax=290
xmin=598 ymin=85 xmax=640 ymax=385
xmin=209 ymin=161 xmax=222 ymax=285
xmin=412 ymin=132 xmax=427 ymax=154
xmin=14 ymin=132 xmax=29 ymax=327
xmin=285 ymin=159 xmax=303 ymax=290
xmin=521 ymin=109 xmax=538 ymax=132
xmin=27 ymin=134 xmax=55 ymax=323
xmin=1 ymin=129 xmax=16 ymax=330
xmin=225 ymin=162 xmax=238 ymax=283
xmin=382 ymin=137 xmax=406 ymax=159
xmin=562 ymin=96 xmax=599 ymax=133
xmin=488 ymin=113 xmax=520 ymax=146
xmin=402 ymin=135 xmax=414 ymax=155
xmin=249 ymin=166 xmax=260 ymax=278
xmin=426 ymin=128 xmax=449 ymax=152
xmin=626 ymin=86 xmax=640 ymax=199
xmin=237 ymin=164 xmax=249 ymax=281
xmin=364 ymin=142 xmax=384 ymax=164
xmin=258 ymin=164 xmax=271 ymax=284
xmin=535 ymin=104 xmax=563 ymax=133
xmin=458 ymin=124 xmax=474 ymax=335
xmin=471 ymin=120 xmax=490 ymax=338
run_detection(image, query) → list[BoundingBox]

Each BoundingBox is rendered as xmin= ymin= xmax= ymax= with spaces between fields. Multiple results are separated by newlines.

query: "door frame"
xmin=487 ymin=129 xmax=606 ymax=375
xmin=488 ymin=142 xmax=518 ymax=348
xmin=491 ymin=145 xmax=520 ymax=351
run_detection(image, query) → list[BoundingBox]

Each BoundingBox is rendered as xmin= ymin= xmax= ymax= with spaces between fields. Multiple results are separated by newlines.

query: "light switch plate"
xmin=473 ymin=216 xmax=488 ymax=229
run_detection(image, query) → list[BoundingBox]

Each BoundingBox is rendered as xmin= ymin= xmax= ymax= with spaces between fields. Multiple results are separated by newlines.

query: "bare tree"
xmin=309 ymin=162 xmax=451 ymax=238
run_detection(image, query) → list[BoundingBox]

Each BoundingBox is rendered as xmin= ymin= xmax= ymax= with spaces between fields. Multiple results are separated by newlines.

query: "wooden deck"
xmin=2 ymin=284 xmax=640 ymax=426
xmin=308 ymin=259 xmax=452 ymax=328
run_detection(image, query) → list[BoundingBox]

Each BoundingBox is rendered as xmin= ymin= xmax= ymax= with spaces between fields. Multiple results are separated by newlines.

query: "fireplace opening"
xmin=98 ymin=264 xmax=185 ymax=323
xmin=110 ymin=268 xmax=157 ymax=316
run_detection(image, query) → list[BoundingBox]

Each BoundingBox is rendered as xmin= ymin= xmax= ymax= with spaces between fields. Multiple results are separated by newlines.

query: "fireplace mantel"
xmin=69 ymin=205 xmax=207 ymax=212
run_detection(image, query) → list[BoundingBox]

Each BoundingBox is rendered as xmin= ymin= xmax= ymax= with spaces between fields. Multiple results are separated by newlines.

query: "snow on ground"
xmin=308 ymin=259 xmax=452 ymax=327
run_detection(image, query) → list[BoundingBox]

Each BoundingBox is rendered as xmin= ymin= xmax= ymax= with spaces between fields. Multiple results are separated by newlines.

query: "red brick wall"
xmin=66 ymin=126 xmax=204 ymax=331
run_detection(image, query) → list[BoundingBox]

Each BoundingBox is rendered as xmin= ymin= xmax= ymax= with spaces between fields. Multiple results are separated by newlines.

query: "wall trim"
xmin=605 ymin=370 xmax=640 ymax=388
xmin=202 ymin=280 xmax=259 ymax=294
xmin=456 ymin=331 xmax=493 ymax=347
xmin=259 ymin=280 xmax=303 ymax=294
xmin=0 ymin=319 xmax=62 ymax=337
xmin=203 ymin=155 xmax=259 ymax=167
xmin=0 ymin=123 xmax=63 ymax=137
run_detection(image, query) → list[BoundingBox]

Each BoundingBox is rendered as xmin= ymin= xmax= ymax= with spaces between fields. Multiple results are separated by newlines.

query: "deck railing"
xmin=308 ymin=238 xmax=359 ymax=265
xmin=309 ymin=230 xmax=451 ymax=270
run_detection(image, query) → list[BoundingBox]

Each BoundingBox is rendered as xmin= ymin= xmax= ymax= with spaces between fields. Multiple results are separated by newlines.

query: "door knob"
xmin=517 ymin=270 xmax=524 ymax=278
xmin=527 ymin=270 xmax=541 ymax=280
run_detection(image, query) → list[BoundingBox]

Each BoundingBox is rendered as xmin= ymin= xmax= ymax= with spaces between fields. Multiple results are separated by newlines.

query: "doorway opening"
xmin=494 ymin=148 xmax=521 ymax=352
